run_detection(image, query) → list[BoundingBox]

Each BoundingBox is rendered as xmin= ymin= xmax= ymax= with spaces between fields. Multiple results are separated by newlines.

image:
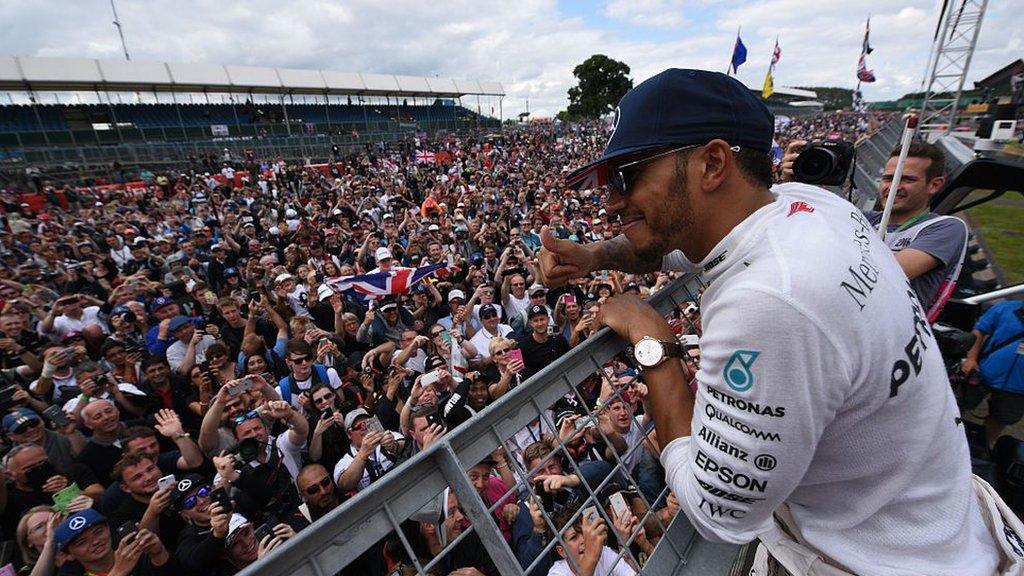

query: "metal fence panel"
xmin=237 ymin=274 xmax=744 ymax=576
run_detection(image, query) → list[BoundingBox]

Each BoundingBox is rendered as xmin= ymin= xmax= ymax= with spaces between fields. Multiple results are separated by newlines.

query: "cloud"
xmin=603 ymin=0 xmax=687 ymax=29
xmin=0 ymin=0 xmax=1019 ymax=117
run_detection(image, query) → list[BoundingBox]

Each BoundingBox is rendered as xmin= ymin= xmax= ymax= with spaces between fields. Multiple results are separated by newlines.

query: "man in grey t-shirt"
xmin=784 ymin=140 xmax=967 ymax=318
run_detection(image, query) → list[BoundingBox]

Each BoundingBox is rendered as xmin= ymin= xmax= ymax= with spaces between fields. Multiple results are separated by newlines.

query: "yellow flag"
xmin=762 ymin=70 xmax=774 ymax=99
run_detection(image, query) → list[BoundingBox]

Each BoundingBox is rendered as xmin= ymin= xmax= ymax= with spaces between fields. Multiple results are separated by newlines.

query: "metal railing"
xmin=238 ymin=273 xmax=745 ymax=576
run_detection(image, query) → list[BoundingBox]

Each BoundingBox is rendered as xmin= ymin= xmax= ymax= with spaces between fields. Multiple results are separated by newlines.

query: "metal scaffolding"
xmin=918 ymin=0 xmax=988 ymax=137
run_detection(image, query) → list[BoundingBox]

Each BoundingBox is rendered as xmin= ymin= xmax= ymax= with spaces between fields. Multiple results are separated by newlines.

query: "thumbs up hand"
xmin=537 ymin=226 xmax=596 ymax=287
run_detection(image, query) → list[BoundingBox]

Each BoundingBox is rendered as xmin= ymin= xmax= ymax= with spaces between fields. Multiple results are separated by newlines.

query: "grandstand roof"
xmin=0 ymin=56 xmax=505 ymax=98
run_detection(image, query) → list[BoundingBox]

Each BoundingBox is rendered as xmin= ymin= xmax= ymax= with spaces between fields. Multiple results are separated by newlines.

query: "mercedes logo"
xmin=178 ymin=479 xmax=192 ymax=491
xmin=69 ymin=516 xmax=86 ymax=530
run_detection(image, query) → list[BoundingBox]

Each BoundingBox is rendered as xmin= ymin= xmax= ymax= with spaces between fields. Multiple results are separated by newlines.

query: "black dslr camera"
xmin=792 ymin=140 xmax=855 ymax=186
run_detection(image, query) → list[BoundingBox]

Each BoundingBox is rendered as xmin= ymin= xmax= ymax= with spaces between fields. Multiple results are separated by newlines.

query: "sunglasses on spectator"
xmin=289 ymin=355 xmax=312 ymax=364
xmin=430 ymin=329 xmax=446 ymax=337
xmin=480 ymin=313 xmax=497 ymax=320
xmin=492 ymin=348 xmax=511 ymax=356
xmin=232 ymin=410 xmax=261 ymax=426
xmin=304 ymin=476 xmax=333 ymax=495
xmin=181 ymin=485 xmax=212 ymax=510
xmin=609 ymin=144 xmax=702 ymax=195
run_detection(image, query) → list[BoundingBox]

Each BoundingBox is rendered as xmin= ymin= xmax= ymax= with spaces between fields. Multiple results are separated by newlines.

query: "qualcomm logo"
xmin=724 ymin=350 xmax=760 ymax=393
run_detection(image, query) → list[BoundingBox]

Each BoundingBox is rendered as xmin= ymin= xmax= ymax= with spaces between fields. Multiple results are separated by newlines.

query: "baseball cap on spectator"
xmin=275 ymin=273 xmax=295 ymax=284
xmin=344 ymin=408 xmax=370 ymax=431
xmin=382 ymin=213 xmax=394 ymax=221
xmin=131 ymin=237 xmax=148 ymax=247
xmin=378 ymin=296 xmax=398 ymax=312
xmin=528 ymin=284 xmax=547 ymax=296
xmin=285 ymin=209 xmax=298 ymax=218
xmin=566 ymin=69 xmax=773 ymax=189
xmin=168 ymin=316 xmax=193 ymax=332
xmin=3 ymin=408 xmax=40 ymax=434
xmin=226 ymin=513 xmax=251 ymax=543
xmin=61 ymin=331 xmax=84 ymax=343
xmin=150 ymin=296 xmax=175 ymax=313
xmin=316 ymin=284 xmax=334 ymax=302
xmin=448 ymin=289 xmax=466 ymax=303
xmin=479 ymin=304 xmax=498 ymax=319
xmin=554 ymin=408 xmax=577 ymax=428
xmin=527 ymin=304 xmax=547 ymax=319
xmin=624 ymin=282 xmax=641 ymax=293
xmin=375 ymin=247 xmax=393 ymax=262
xmin=428 ymin=224 xmax=440 ymax=232
xmin=111 ymin=304 xmax=130 ymax=316
xmin=470 ymin=252 xmax=483 ymax=266
xmin=224 ymin=267 xmax=239 ymax=278
xmin=598 ymin=208 xmax=607 ymax=216
xmin=55 ymin=509 xmax=107 ymax=551
xmin=170 ymin=473 xmax=207 ymax=512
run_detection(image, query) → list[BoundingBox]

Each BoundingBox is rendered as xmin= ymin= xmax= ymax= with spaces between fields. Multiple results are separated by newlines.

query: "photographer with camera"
xmin=781 ymin=139 xmax=967 ymax=321
xmin=211 ymin=398 xmax=307 ymax=524
xmin=538 ymin=69 xmax=1007 ymax=574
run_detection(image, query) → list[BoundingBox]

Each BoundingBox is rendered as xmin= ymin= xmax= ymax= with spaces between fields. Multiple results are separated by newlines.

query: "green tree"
xmin=564 ymin=55 xmax=633 ymax=120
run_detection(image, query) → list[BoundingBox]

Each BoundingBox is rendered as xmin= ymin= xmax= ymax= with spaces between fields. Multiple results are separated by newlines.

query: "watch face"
xmin=634 ymin=338 xmax=664 ymax=367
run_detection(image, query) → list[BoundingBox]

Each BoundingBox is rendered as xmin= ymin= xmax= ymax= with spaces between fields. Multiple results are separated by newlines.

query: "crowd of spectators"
xmin=0 ymin=111 xmax=893 ymax=576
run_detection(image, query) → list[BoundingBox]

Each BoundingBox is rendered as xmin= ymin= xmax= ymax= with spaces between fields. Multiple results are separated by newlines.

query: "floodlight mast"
xmin=110 ymin=0 xmax=131 ymax=61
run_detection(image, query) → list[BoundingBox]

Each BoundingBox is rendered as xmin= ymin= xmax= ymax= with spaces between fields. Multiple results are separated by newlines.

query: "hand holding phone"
xmin=507 ymin=349 xmax=524 ymax=371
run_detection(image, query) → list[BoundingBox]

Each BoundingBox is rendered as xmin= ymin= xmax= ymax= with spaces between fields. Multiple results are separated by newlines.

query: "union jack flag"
xmin=416 ymin=150 xmax=436 ymax=164
xmin=325 ymin=263 xmax=447 ymax=300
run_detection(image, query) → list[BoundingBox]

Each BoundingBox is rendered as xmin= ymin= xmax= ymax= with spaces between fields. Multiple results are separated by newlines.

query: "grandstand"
xmin=0 ymin=56 xmax=504 ymax=167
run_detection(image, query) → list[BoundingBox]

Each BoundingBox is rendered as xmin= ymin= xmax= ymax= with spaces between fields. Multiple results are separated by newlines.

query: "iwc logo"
xmin=724 ymin=350 xmax=760 ymax=393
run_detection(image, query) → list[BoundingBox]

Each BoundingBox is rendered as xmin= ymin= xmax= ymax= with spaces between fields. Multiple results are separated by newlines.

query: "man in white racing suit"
xmin=538 ymin=68 xmax=1014 ymax=575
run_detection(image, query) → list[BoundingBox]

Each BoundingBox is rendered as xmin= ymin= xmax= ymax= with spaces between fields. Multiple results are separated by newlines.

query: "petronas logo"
xmin=724 ymin=350 xmax=759 ymax=393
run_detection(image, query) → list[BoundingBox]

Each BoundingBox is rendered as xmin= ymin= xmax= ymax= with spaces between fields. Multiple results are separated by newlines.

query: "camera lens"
xmin=793 ymin=148 xmax=837 ymax=184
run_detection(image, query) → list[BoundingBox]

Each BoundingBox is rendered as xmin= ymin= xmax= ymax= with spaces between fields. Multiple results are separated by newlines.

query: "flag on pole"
xmin=856 ymin=18 xmax=876 ymax=83
xmin=730 ymin=32 xmax=748 ymax=74
xmin=325 ymin=263 xmax=447 ymax=300
xmin=762 ymin=38 xmax=781 ymax=99
xmin=857 ymin=54 xmax=876 ymax=83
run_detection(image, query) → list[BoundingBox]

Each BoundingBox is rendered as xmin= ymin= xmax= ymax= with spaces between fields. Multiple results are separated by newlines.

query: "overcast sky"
xmin=1 ymin=0 xmax=1020 ymax=117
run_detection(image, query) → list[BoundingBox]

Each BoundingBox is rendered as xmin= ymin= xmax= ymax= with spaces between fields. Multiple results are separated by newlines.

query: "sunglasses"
xmin=492 ymin=348 xmax=511 ymax=356
xmin=232 ymin=410 xmax=261 ymax=426
xmin=181 ymin=485 xmax=212 ymax=510
xmin=304 ymin=476 xmax=333 ymax=495
xmin=608 ymin=144 xmax=702 ymax=195
xmin=289 ymin=355 xmax=312 ymax=364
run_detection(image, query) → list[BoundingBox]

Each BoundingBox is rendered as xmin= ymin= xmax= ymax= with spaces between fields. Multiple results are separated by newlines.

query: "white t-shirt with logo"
xmin=659 ymin=183 xmax=999 ymax=575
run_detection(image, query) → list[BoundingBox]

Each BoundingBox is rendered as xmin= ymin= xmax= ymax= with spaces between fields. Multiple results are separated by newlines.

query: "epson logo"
xmin=698 ymin=426 xmax=748 ymax=461
xmin=704 ymin=403 xmax=783 ymax=442
xmin=695 ymin=450 xmax=768 ymax=493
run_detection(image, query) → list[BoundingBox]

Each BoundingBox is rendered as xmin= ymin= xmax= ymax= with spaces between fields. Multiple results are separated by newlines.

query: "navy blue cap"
xmin=55 ymin=509 xmax=107 ymax=551
xmin=3 ymin=407 xmax=40 ymax=433
xmin=150 ymin=296 xmax=175 ymax=313
xmin=223 ymin=267 xmax=239 ymax=277
xmin=168 ymin=315 xmax=194 ymax=332
xmin=567 ymin=69 xmax=774 ymax=190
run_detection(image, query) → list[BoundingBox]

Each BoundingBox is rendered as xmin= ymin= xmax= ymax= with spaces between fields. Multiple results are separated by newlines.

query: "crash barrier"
xmin=238 ymin=273 xmax=747 ymax=576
